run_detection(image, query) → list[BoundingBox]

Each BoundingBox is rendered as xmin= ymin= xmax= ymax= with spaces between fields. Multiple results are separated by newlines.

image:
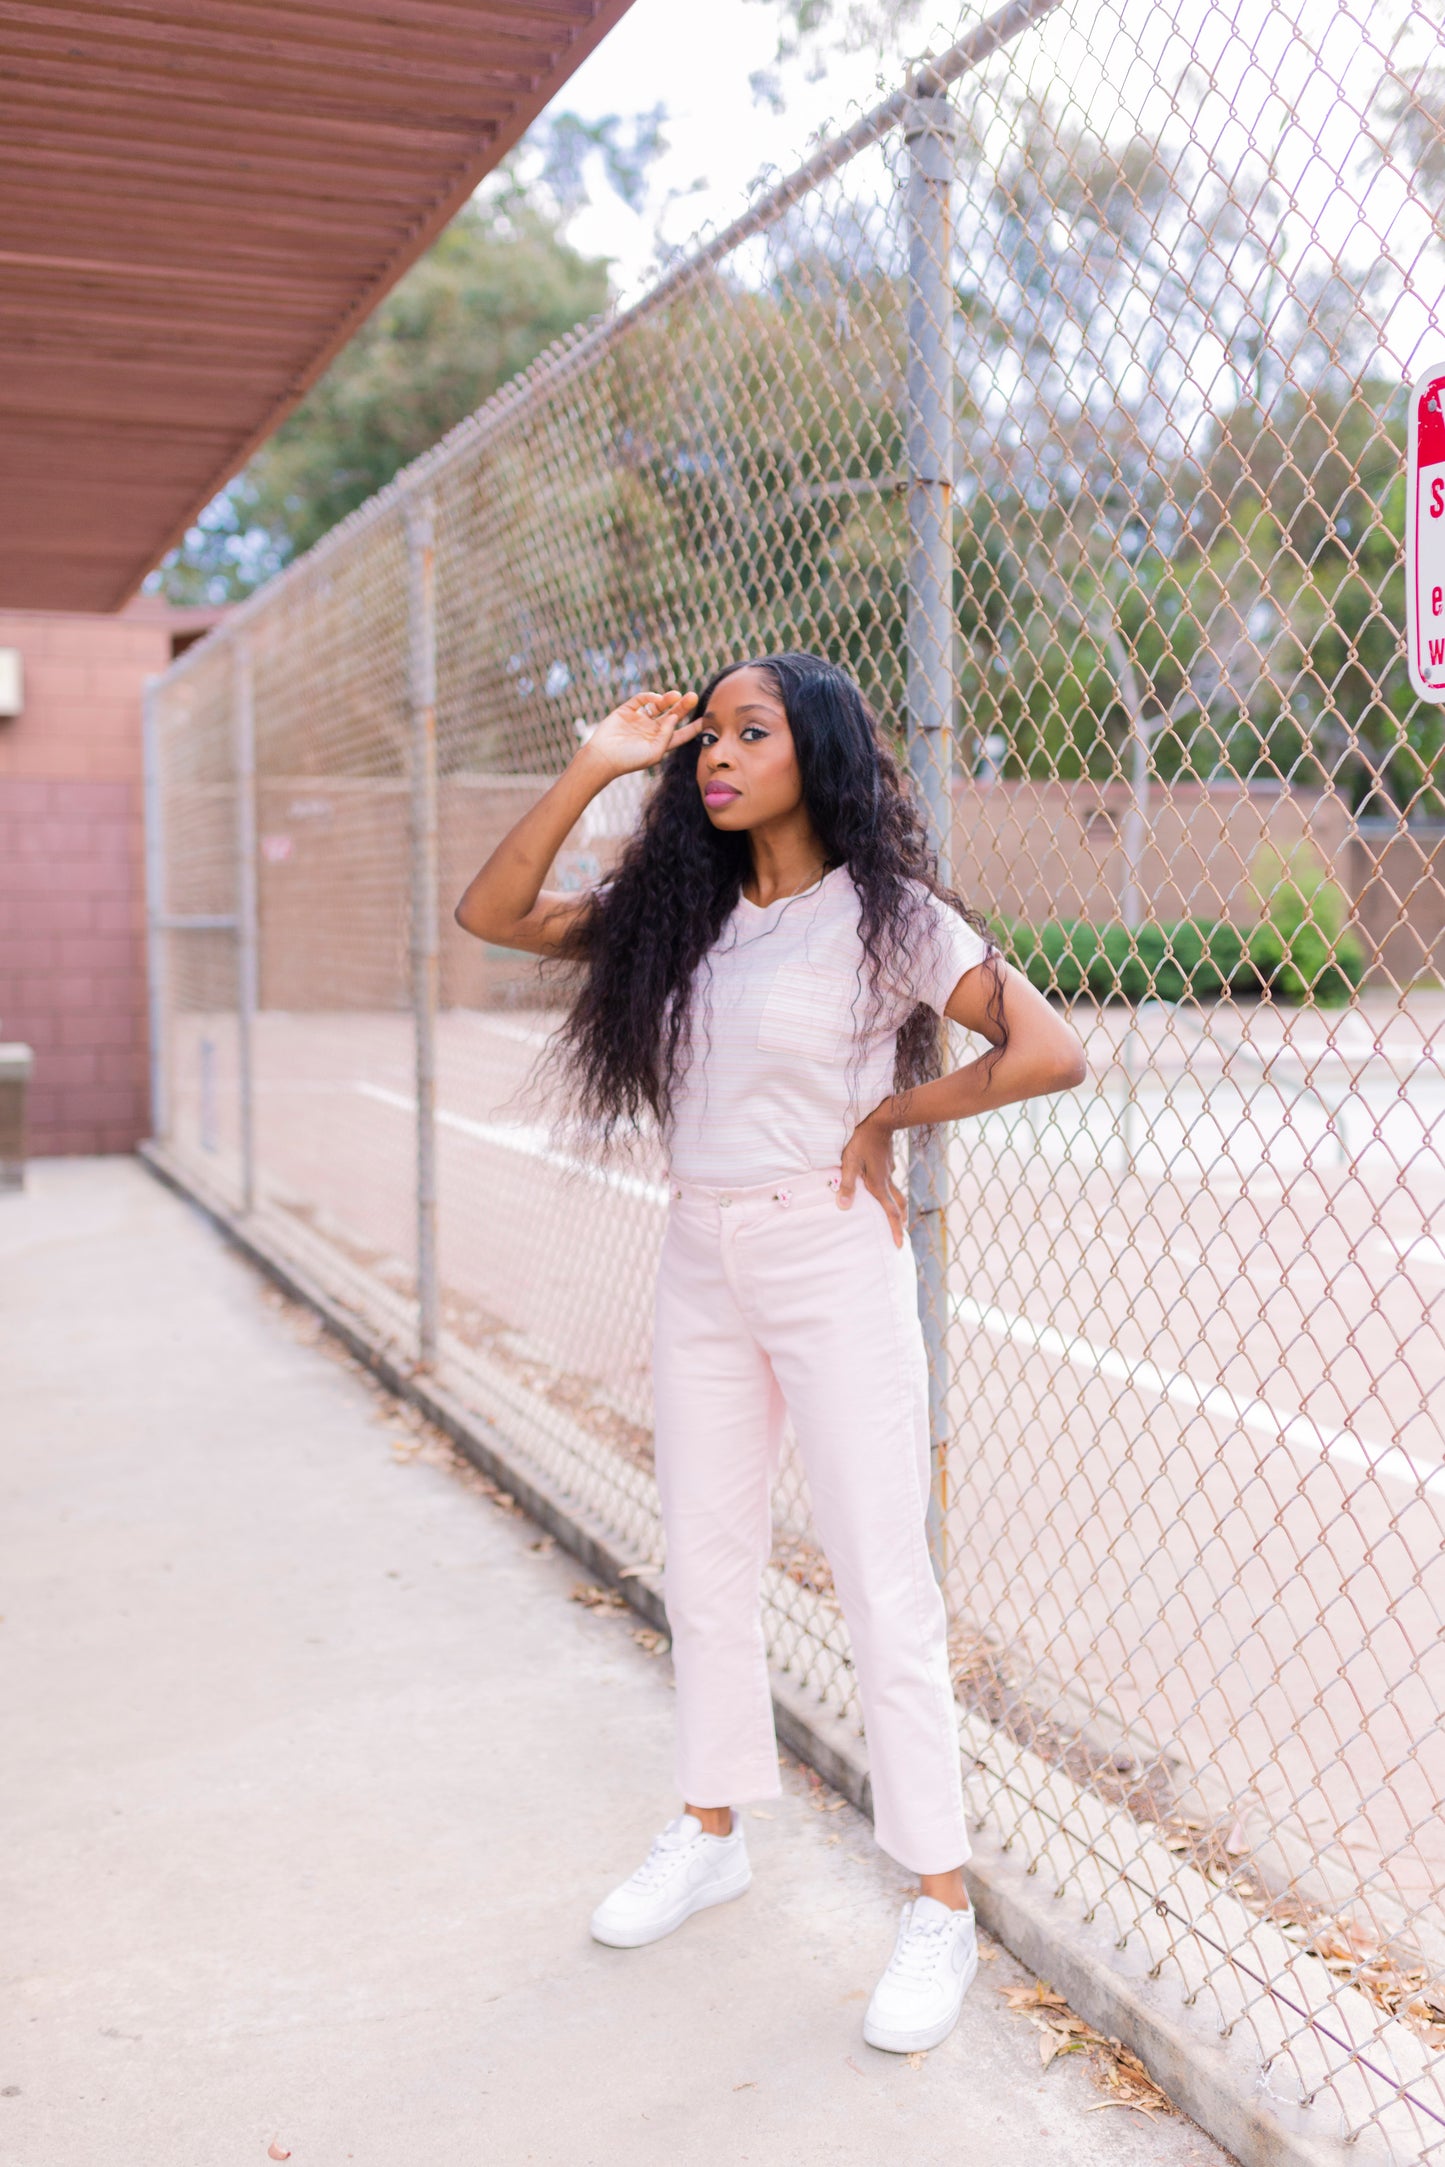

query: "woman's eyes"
xmin=696 ymin=724 xmax=771 ymax=746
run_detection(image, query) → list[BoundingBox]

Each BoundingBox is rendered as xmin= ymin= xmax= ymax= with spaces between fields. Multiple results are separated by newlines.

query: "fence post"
xmin=233 ymin=636 xmax=259 ymax=1213
xmin=904 ymin=86 xmax=958 ymax=1581
xmin=407 ymin=497 xmax=441 ymax=1368
xmin=1111 ymin=627 xmax=1151 ymax=1170
xmin=142 ymin=678 xmax=169 ymax=1144
xmin=1116 ymin=659 xmax=1150 ymax=942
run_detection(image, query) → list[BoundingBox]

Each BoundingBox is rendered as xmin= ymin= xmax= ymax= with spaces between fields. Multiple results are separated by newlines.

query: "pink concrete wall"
xmin=0 ymin=605 xmax=173 ymax=1153
xmin=957 ymin=777 xmax=1353 ymax=927
xmin=1345 ymin=823 xmax=1445 ymax=988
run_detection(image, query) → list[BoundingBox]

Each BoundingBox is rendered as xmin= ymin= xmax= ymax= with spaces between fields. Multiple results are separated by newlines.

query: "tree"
xmin=156 ymin=185 xmax=612 ymax=603
xmin=745 ymin=0 xmax=928 ymax=107
xmin=1183 ymin=380 xmax=1441 ymax=817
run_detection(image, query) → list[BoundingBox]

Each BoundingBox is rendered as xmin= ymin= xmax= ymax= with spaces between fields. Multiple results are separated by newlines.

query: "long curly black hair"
xmin=552 ymin=650 xmax=1006 ymax=1141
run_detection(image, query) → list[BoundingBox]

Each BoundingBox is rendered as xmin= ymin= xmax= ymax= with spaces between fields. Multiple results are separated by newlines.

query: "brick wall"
xmin=1345 ymin=822 xmax=1445 ymax=988
xmin=0 ymin=603 xmax=193 ymax=1154
xmin=960 ymin=776 xmax=1353 ymax=928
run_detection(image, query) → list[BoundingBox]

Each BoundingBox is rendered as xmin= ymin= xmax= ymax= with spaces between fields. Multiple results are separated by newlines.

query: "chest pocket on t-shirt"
xmin=756 ymin=963 xmax=863 ymax=1060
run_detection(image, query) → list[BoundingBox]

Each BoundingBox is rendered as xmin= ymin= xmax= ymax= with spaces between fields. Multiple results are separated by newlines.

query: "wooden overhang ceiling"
xmin=0 ymin=0 xmax=637 ymax=612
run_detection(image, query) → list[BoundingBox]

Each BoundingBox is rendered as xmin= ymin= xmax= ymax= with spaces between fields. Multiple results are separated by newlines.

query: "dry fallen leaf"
xmin=998 ymin=1982 xmax=1173 ymax=2116
xmin=527 ymin=1535 xmax=556 ymax=1558
xmin=905 ymin=2051 xmax=926 ymax=2070
xmin=570 ymin=1582 xmax=626 ymax=1613
xmin=999 ymin=1982 xmax=1070 ymax=2012
xmin=732 ymin=2081 xmax=756 ymax=2091
xmin=632 ymin=1627 xmax=669 ymax=1656
xmin=844 ymin=2055 xmax=865 ymax=2077
xmin=751 ymin=1810 xmax=775 ymax=1821
xmin=267 ymin=2144 xmax=291 ymax=2161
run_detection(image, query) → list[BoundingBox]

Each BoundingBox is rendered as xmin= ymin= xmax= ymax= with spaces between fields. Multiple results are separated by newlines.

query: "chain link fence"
xmin=144 ymin=2 xmax=1445 ymax=2156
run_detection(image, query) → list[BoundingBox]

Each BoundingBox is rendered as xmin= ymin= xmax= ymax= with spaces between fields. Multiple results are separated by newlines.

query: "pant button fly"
xmin=719 ymin=1194 xmax=731 ymax=1207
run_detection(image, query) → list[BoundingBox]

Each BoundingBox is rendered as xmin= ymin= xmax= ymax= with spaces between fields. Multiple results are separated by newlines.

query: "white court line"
xmin=354 ymin=1082 xmax=669 ymax=1205
xmin=356 ymin=1077 xmax=1442 ymax=1497
xmin=454 ymin=1013 xmax=560 ymax=1048
xmin=1374 ymin=1234 xmax=1445 ymax=1274
xmin=956 ymin=1296 xmax=1445 ymax=1500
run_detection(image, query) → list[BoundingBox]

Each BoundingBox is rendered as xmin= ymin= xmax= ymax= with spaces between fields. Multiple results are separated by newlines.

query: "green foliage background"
xmin=158 ymin=190 xmax=611 ymax=605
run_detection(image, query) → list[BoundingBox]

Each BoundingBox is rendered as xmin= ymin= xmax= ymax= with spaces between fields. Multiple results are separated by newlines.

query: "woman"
xmin=455 ymin=651 xmax=1085 ymax=2053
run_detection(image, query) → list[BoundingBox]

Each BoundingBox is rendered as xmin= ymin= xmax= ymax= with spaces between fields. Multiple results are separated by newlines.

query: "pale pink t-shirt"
xmin=666 ymin=867 xmax=989 ymax=1186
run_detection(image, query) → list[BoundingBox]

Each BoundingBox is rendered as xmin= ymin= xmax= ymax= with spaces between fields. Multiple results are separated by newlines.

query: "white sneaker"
xmin=863 ymin=1895 xmax=978 ymax=2052
xmin=589 ymin=1813 xmax=752 ymax=1948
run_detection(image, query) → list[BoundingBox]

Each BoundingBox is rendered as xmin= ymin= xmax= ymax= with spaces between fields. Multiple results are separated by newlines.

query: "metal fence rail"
xmin=146 ymin=3 xmax=1445 ymax=2158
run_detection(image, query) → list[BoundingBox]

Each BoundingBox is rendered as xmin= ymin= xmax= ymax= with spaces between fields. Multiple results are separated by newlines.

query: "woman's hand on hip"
xmin=582 ymin=689 xmax=700 ymax=779
xmin=837 ymin=1111 xmax=906 ymax=1247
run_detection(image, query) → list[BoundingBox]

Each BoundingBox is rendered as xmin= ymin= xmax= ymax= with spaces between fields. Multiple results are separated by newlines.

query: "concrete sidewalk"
xmin=1 ymin=1159 xmax=1232 ymax=2167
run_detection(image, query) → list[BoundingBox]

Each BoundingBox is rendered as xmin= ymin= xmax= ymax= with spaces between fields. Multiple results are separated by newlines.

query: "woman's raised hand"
xmin=581 ymin=689 xmax=701 ymax=779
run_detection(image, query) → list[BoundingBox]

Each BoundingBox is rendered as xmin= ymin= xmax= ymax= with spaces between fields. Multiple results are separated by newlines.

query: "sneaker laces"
xmin=886 ymin=1907 xmax=956 ymax=1985
xmin=626 ymin=1817 xmax=698 ymax=1892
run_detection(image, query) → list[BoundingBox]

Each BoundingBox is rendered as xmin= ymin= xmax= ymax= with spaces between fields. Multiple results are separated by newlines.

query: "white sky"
xmin=520 ymin=0 xmax=1441 ymax=376
xmin=525 ymin=0 xmax=926 ymax=301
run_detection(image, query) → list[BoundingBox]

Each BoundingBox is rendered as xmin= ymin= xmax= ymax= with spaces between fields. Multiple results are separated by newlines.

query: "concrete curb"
xmin=140 ymin=1142 xmax=1374 ymax=2167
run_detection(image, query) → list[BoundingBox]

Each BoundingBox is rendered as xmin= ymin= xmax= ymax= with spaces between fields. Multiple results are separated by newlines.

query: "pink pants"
xmin=652 ymin=1163 xmax=970 ymax=1874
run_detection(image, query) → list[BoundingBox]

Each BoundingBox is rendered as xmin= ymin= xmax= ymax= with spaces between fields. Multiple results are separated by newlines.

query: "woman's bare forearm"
xmin=453 ymin=743 xmax=613 ymax=953
xmin=867 ymin=957 xmax=1087 ymax=1131
xmin=838 ymin=960 xmax=1086 ymax=1235
xmin=836 ymin=1024 xmax=1086 ymax=1244
xmin=870 ymin=1034 xmax=1087 ymax=1133
xmin=454 ymin=688 xmax=700 ymax=956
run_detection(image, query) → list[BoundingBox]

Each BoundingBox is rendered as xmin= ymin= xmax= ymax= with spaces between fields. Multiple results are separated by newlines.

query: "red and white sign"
xmin=1407 ymin=359 xmax=1445 ymax=703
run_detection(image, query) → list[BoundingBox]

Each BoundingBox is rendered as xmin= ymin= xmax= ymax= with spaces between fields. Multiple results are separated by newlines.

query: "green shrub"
xmin=1000 ymin=917 xmax=1254 ymax=1003
xmin=998 ymin=880 xmax=1365 ymax=1006
xmin=1248 ymin=843 xmax=1367 ymax=1007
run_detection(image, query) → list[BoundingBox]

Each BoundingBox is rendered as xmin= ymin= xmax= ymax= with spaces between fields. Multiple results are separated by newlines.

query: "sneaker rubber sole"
xmin=589 ymin=1859 xmax=753 ymax=1949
